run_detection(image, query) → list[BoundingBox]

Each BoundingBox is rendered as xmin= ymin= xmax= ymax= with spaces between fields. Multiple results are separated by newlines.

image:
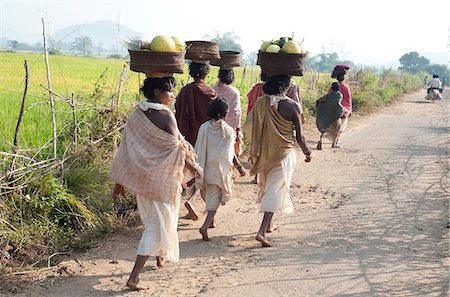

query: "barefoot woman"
xmin=110 ymin=77 xmax=202 ymax=290
xmin=329 ymin=64 xmax=352 ymax=147
xmin=244 ymin=75 xmax=312 ymax=247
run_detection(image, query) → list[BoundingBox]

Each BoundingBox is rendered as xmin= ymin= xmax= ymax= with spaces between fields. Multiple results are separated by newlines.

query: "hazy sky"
xmin=1 ymin=0 xmax=449 ymax=65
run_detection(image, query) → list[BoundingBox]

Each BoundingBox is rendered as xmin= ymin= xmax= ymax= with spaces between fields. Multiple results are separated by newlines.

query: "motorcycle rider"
xmin=426 ymin=74 xmax=443 ymax=100
xmin=427 ymin=74 xmax=443 ymax=93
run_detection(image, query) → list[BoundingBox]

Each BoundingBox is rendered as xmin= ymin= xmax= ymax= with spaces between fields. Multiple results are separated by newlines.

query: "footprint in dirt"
xmin=290 ymin=184 xmax=350 ymax=210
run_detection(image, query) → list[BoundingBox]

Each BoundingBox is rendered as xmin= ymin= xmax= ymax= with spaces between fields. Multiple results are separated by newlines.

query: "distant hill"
xmin=51 ymin=20 xmax=142 ymax=54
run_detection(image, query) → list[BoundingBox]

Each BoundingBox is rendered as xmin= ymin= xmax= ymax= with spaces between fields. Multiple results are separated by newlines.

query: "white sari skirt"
xmin=257 ymin=150 xmax=296 ymax=215
xmin=136 ymin=194 xmax=181 ymax=262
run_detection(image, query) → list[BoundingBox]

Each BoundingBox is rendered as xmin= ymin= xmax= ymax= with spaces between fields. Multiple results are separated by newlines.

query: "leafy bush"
xmin=28 ymin=175 xmax=97 ymax=230
xmin=49 ymin=49 xmax=62 ymax=55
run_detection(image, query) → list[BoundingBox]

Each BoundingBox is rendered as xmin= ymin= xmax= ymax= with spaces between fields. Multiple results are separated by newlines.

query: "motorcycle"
xmin=425 ymin=88 xmax=442 ymax=102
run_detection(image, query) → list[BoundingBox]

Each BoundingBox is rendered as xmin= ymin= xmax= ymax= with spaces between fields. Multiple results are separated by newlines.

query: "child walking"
xmin=194 ymin=98 xmax=245 ymax=241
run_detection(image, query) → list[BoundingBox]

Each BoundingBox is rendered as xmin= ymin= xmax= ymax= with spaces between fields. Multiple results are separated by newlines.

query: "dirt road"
xmin=4 ymin=90 xmax=449 ymax=296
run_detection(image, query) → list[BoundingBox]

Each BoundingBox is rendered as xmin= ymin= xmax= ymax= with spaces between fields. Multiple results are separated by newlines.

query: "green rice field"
xmin=0 ymin=52 xmax=259 ymax=151
xmin=0 ymin=52 xmax=270 ymax=152
xmin=0 ymin=51 xmax=422 ymax=153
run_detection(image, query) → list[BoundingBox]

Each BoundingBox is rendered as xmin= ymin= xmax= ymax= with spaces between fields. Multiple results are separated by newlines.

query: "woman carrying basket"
xmin=244 ymin=75 xmax=312 ymax=247
xmin=316 ymin=82 xmax=347 ymax=149
xmin=329 ymin=64 xmax=352 ymax=148
xmin=110 ymin=77 xmax=202 ymax=290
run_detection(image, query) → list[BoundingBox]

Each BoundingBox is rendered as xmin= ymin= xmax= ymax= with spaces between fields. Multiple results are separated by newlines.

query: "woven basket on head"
xmin=257 ymin=51 xmax=308 ymax=77
xmin=210 ymin=51 xmax=241 ymax=69
xmin=331 ymin=64 xmax=350 ymax=78
xmin=128 ymin=50 xmax=185 ymax=74
xmin=185 ymin=41 xmax=220 ymax=61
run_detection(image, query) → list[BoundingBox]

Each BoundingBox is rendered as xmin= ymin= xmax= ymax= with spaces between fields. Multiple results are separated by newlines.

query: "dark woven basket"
xmin=128 ymin=50 xmax=185 ymax=74
xmin=331 ymin=65 xmax=350 ymax=78
xmin=257 ymin=51 xmax=308 ymax=77
xmin=185 ymin=41 xmax=220 ymax=61
xmin=210 ymin=51 xmax=241 ymax=68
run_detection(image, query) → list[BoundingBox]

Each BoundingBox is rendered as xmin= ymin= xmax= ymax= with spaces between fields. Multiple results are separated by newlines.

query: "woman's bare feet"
xmin=126 ymin=278 xmax=149 ymax=291
xmin=199 ymin=228 xmax=210 ymax=241
xmin=209 ymin=219 xmax=217 ymax=229
xmin=237 ymin=165 xmax=247 ymax=177
xmin=317 ymin=140 xmax=322 ymax=150
xmin=266 ymin=222 xmax=278 ymax=233
xmin=255 ymin=233 xmax=271 ymax=247
xmin=184 ymin=201 xmax=199 ymax=221
xmin=156 ymin=256 xmax=165 ymax=268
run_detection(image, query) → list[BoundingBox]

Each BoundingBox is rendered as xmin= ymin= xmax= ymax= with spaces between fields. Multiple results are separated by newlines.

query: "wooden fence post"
xmin=42 ymin=18 xmax=57 ymax=159
xmin=71 ymin=93 xmax=77 ymax=145
xmin=114 ymin=62 xmax=128 ymax=109
xmin=12 ymin=60 xmax=29 ymax=154
xmin=9 ymin=60 xmax=29 ymax=177
xmin=240 ymin=64 xmax=247 ymax=89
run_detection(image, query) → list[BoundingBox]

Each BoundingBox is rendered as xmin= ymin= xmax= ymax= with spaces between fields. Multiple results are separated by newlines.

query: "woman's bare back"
xmin=141 ymin=109 xmax=178 ymax=136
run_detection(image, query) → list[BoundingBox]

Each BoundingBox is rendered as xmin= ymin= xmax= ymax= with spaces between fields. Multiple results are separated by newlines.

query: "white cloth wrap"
xmin=137 ymin=100 xmax=173 ymax=113
xmin=257 ymin=150 xmax=296 ymax=215
xmin=339 ymin=116 xmax=348 ymax=132
xmin=195 ymin=120 xmax=235 ymax=206
xmin=136 ymin=194 xmax=181 ymax=262
xmin=204 ymin=184 xmax=225 ymax=211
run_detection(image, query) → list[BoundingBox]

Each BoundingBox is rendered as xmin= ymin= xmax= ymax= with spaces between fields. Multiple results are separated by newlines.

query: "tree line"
xmin=398 ymin=51 xmax=449 ymax=85
xmin=3 ymin=32 xmax=449 ymax=82
xmin=5 ymin=36 xmax=115 ymax=56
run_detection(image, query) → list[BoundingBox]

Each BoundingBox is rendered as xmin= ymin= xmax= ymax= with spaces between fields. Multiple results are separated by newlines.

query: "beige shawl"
xmin=243 ymin=95 xmax=295 ymax=175
xmin=194 ymin=120 xmax=235 ymax=203
xmin=109 ymin=101 xmax=200 ymax=205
